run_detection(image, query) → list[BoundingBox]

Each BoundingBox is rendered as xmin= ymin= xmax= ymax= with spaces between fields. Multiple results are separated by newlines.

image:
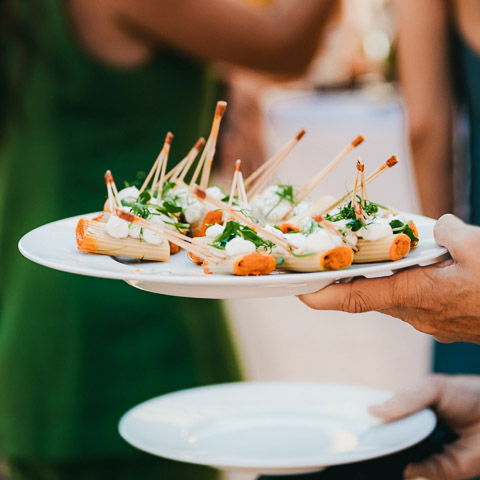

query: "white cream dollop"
xmin=205 ymin=224 xmax=225 ymax=239
xmin=117 ymin=186 xmax=140 ymax=203
xmin=305 ymin=229 xmax=343 ymax=253
xmin=142 ymin=229 xmax=165 ymax=246
xmin=184 ymin=200 xmax=205 ymax=224
xmin=105 ymin=215 xmax=129 ymax=239
xmin=206 ymin=186 xmax=226 ymax=201
xmin=225 ymin=237 xmax=256 ymax=257
xmin=358 ymin=218 xmax=392 ymax=241
xmin=128 ymin=224 xmax=142 ymax=239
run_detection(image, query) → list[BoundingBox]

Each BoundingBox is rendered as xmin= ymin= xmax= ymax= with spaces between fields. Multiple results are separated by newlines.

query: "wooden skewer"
xmin=315 ymin=215 xmax=358 ymax=252
xmin=156 ymin=132 xmax=174 ymax=195
xmin=200 ymin=101 xmax=227 ymax=189
xmin=245 ymin=129 xmax=306 ymax=190
xmin=176 ymin=137 xmax=206 ymax=183
xmin=105 ymin=170 xmax=120 ymax=209
xmin=191 ymin=185 xmax=293 ymax=251
xmin=287 ymin=155 xmax=398 ymax=226
xmin=227 ymin=160 xmax=241 ymax=208
xmin=140 ymin=149 xmax=163 ymax=194
xmin=115 ymin=209 xmax=226 ymax=261
xmin=318 ymin=155 xmax=398 ymax=218
xmin=237 ymin=169 xmax=248 ymax=208
xmin=247 ymin=129 xmax=306 ymax=201
xmin=352 ymin=158 xmax=363 ymax=218
xmin=282 ymin=135 xmax=364 ymax=220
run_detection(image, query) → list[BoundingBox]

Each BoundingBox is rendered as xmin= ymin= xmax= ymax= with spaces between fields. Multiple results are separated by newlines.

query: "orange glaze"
xmin=76 ymin=218 xmax=98 ymax=252
xmin=169 ymin=242 xmax=181 ymax=255
xmin=279 ymin=223 xmax=300 ymax=234
xmin=389 ymin=233 xmax=411 ymax=261
xmin=408 ymin=221 xmax=419 ymax=247
xmin=188 ymin=251 xmax=202 ymax=264
xmin=202 ymin=260 xmax=212 ymax=274
xmin=194 ymin=210 xmax=224 ymax=237
xmin=233 ymin=252 xmax=276 ymax=276
xmin=320 ymin=246 xmax=354 ymax=271
xmin=93 ymin=212 xmax=106 ymax=222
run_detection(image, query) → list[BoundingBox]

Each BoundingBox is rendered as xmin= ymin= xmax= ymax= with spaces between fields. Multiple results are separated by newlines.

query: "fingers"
xmin=369 ymin=375 xmax=444 ymax=421
xmin=299 ymin=275 xmax=398 ymax=313
xmin=404 ymin=441 xmax=480 ymax=480
xmin=404 ymin=449 xmax=463 ymax=480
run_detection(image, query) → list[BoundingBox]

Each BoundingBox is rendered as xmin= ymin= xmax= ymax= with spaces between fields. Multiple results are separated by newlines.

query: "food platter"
xmin=19 ymin=211 xmax=448 ymax=299
xmin=118 ymin=381 xmax=437 ymax=474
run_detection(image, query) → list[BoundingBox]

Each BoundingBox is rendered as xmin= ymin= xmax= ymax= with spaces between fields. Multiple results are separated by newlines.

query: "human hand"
xmin=299 ymin=214 xmax=480 ymax=343
xmin=370 ymin=375 xmax=480 ymax=480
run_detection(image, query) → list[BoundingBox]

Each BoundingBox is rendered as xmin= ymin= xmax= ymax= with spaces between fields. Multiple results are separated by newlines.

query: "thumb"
xmin=299 ymin=275 xmax=398 ymax=313
xmin=434 ymin=214 xmax=468 ymax=263
xmin=369 ymin=375 xmax=444 ymax=421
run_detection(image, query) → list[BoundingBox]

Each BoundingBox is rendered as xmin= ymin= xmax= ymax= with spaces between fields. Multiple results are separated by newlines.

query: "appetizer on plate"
xmin=74 ymin=106 xmax=418 ymax=276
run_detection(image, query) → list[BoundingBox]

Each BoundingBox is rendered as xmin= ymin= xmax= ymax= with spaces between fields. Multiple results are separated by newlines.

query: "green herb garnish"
xmin=211 ymin=221 xmax=275 ymax=252
xmin=389 ymin=219 xmax=419 ymax=243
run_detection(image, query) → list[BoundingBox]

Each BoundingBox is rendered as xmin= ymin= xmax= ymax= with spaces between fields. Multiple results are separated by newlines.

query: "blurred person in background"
xmin=0 ymin=1 xmax=338 ymax=479
xmin=395 ymin=0 xmax=480 ymax=403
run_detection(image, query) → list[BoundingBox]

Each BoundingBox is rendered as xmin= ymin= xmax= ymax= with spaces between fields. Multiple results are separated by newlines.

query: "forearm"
xmin=115 ymin=0 xmax=338 ymax=74
xmin=409 ymin=119 xmax=454 ymax=219
xmin=395 ymin=0 xmax=454 ymax=219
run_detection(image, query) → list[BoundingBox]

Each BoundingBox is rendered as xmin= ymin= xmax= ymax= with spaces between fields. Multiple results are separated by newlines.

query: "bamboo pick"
xmin=176 ymin=137 xmax=206 ymax=183
xmin=140 ymin=149 xmax=163 ymax=194
xmin=317 ymin=155 xmax=398 ymax=218
xmin=200 ymin=101 xmax=228 ymax=189
xmin=191 ymin=185 xmax=293 ymax=251
xmin=247 ymin=129 xmax=307 ymax=201
xmin=244 ymin=129 xmax=306 ymax=190
xmin=157 ymin=132 xmax=174 ymax=195
xmin=115 ymin=209 xmax=226 ymax=261
xmin=164 ymin=154 xmax=190 ymax=184
xmin=105 ymin=170 xmax=120 ymax=209
xmin=237 ymin=168 xmax=248 ymax=208
xmin=352 ymin=158 xmax=363 ymax=218
xmin=287 ymin=155 xmax=398 ymax=226
xmin=281 ymin=135 xmax=364 ymax=220
xmin=227 ymin=160 xmax=241 ymax=208
xmin=361 ymin=159 xmax=368 ymax=206
xmin=151 ymin=132 xmax=173 ymax=197
xmin=315 ymin=215 xmax=358 ymax=252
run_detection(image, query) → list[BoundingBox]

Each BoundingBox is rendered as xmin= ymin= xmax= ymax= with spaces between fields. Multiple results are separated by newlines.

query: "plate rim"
xmin=118 ymin=381 xmax=437 ymax=472
xmin=18 ymin=212 xmax=448 ymax=287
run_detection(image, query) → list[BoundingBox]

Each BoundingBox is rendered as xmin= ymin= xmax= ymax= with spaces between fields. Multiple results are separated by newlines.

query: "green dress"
xmin=0 ymin=0 xmax=240 ymax=475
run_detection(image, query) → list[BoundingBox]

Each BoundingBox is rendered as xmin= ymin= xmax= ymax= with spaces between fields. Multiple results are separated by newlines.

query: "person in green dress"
xmin=0 ymin=1 xmax=336 ymax=479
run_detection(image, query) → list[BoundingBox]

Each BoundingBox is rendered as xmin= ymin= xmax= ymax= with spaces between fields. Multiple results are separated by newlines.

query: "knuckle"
xmin=342 ymin=286 xmax=371 ymax=314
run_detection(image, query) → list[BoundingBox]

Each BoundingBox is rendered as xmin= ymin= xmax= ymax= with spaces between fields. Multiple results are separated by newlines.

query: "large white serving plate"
xmin=118 ymin=382 xmax=436 ymax=474
xmin=19 ymin=212 xmax=448 ymax=299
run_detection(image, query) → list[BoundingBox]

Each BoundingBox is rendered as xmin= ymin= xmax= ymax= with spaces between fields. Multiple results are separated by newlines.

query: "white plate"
xmin=118 ymin=382 xmax=436 ymax=475
xmin=18 ymin=212 xmax=448 ymax=299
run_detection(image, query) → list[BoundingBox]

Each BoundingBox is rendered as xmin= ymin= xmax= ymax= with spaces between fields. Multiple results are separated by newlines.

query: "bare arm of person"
xmin=299 ymin=214 xmax=480 ymax=344
xmin=394 ymin=0 xmax=454 ymax=219
xmin=70 ymin=0 xmax=338 ymax=74
xmin=370 ymin=375 xmax=480 ymax=480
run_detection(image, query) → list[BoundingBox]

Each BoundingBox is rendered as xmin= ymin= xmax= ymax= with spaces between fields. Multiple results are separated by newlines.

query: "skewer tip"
xmin=386 ymin=155 xmax=398 ymax=168
xmin=296 ymin=129 xmax=307 ymax=141
xmin=165 ymin=132 xmax=174 ymax=145
xmin=235 ymin=159 xmax=242 ymax=172
xmin=352 ymin=135 xmax=364 ymax=147
xmin=356 ymin=159 xmax=365 ymax=172
xmin=192 ymin=185 xmax=207 ymax=200
xmin=215 ymin=101 xmax=228 ymax=117
xmin=105 ymin=170 xmax=114 ymax=184
xmin=195 ymin=137 xmax=206 ymax=150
